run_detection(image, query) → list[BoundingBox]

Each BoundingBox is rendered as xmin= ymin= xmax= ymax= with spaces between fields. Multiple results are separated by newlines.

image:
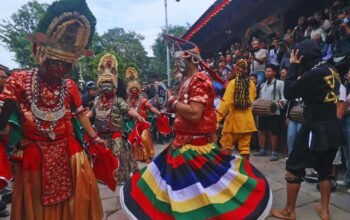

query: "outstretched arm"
xmin=128 ymin=108 xmax=146 ymax=123
xmin=77 ymin=113 xmax=106 ymax=146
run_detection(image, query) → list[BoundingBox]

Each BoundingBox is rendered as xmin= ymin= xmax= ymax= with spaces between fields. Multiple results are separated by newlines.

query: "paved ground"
xmin=1 ymin=144 xmax=350 ymax=219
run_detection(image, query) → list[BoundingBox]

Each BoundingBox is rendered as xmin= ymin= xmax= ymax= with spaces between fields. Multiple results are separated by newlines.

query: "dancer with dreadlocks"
xmin=217 ymin=59 xmax=257 ymax=160
xmin=120 ymin=38 xmax=272 ymax=219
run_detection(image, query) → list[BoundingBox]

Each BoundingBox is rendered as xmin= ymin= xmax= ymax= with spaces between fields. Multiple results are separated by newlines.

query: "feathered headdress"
xmin=29 ymin=0 xmax=96 ymax=65
xmin=97 ymin=53 xmax=118 ymax=88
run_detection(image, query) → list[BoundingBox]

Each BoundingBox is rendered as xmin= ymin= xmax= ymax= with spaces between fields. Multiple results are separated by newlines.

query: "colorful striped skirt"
xmin=120 ymin=143 xmax=272 ymax=220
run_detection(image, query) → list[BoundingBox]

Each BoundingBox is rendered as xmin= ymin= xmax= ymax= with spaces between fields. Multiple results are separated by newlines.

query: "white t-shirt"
xmin=339 ymin=84 xmax=346 ymax=102
xmin=251 ymin=48 xmax=267 ymax=72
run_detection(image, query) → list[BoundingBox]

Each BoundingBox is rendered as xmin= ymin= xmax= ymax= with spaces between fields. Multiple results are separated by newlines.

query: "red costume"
xmin=0 ymin=140 xmax=12 ymax=190
xmin=0 ymin=1 xmax=103 ymax=219
xmin=173 ymin=72 xmax=216 ymax=147
xmin=126 ymin=67 xmax=155 ymax=162
xmin=0 ymin=71 xmax=103 ymax=219
xmin=120 ymin=40 xmax=272 ymax=220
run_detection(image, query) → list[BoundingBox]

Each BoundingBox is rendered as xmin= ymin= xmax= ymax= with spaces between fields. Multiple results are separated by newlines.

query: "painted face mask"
xmin=174 ymin=58 xmax=188 ymax=75
xmin=100 ymin=82 xmax=114 ymax=94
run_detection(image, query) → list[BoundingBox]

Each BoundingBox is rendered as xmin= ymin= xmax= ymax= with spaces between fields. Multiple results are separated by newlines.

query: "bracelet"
xmin=172 ymin=100 xmax=179 ymax=111
xmin=91 ymin=135 xmax=101 ymax=143
xmin=76 ymin=106 xmax=84 ymax=114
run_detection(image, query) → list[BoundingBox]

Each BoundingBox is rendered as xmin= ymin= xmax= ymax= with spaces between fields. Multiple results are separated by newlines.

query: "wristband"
xmin=0 ymin=101 xmax=4 ymax=107
xmin=76 ymin=106 xmax=84 ymax=114
xmin=91 ymin=135 xmax=101 ymax=143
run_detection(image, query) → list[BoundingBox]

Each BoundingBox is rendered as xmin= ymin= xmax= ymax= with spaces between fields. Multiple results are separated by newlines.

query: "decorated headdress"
xmin=96 ymin=53 xmax=118 ymax=88
xmin=233 ymin=59 xmax=249 ymax=76
xmin=98 ymin=54 xmax=118 ymax=75
xmin=29 ymin=0 xmax=96 ymax=65
xmin=125 ymin=67 xmax=141 ymax=94
xmin=174 ymin=42 xmax=201 ymax=64
xmin=164 ymin=34 xmax=225 ymax=85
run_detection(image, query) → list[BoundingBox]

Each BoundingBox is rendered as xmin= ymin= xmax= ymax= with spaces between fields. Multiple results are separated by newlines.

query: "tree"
xmin=0 ymin=1 xmax=48 ymax=68
xmin=99 ymin=27 xmax=148 ymax=77
xmin=150 ymin=25 xmax=189 ymax=81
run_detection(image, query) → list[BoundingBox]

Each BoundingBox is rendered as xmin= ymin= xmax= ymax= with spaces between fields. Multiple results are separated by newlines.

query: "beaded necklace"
xmin=26 ymin=69 xmax=69 ymax=140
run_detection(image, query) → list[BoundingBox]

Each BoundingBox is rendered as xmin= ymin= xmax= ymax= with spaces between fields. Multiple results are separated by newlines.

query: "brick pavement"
xmin=1 ymin=144 xmax=350 ymax=220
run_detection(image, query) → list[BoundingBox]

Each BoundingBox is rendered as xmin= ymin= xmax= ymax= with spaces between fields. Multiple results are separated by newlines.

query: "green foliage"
xmin=99 ymin=28 xmax=148 ymax=76
xmin=0 ymin=1 xmax=188 ymax=87
xmin=150 ymin=25 xmax=189 ymax=80
xmin=0 ymin=1 xmax=48 ymax=68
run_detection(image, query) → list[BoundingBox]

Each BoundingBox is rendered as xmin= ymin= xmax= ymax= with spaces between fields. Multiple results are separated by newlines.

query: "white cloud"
xmin=0 ymin=0 xmax=215 ymax=68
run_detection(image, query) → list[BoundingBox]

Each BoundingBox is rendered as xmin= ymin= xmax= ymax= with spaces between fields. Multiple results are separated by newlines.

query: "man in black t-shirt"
xmin=271 ymin=40 xmax=342 ymax=220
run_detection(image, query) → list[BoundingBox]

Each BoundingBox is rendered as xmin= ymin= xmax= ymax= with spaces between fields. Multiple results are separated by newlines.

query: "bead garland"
xmin=26 ymin=69 xmax=69 ymax=139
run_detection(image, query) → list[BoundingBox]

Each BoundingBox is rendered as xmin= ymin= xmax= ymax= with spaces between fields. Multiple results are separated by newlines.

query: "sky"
xmin=0 ymin=0 xmax=215 ymax=69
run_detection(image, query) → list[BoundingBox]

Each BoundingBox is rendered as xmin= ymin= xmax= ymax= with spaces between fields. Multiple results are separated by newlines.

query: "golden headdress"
xmin=96 ymin=53 xmax=118 ymax=88
xmin=29 ymin=0 xmax=96 ymax=65
xmin=233 ymin=59 xmax=249 ymax=76
xmin=125 ymin=67 xmax=141 ymax=93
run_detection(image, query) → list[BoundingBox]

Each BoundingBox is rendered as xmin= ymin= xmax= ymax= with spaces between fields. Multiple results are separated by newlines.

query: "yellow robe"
xmin=217 ymin=79 xmax=257 ymax=133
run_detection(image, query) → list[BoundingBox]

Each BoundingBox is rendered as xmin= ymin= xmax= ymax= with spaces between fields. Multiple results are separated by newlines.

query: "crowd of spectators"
xmin=205 ymin=0 xmax=350 ymax=192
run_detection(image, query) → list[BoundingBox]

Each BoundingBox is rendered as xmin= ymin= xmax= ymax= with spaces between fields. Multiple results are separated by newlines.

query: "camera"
xmin=334 ymin=18 xmax=344 ymax=26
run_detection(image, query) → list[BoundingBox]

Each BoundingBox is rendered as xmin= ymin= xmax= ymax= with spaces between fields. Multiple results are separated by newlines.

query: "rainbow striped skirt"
xmin=120 ymin=143 xmax=272 ymax=219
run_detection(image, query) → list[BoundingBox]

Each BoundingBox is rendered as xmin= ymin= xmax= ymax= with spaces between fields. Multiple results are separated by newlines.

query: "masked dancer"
xmin=90 ymin=54 xmax=143 ymax=185
xmin=120 ymin=39 xmax=272 ymax=220
xmin=0 ymin=1 xmax=104 ymax=219
xmin=125 ymin=67 xmax=161 ymax=162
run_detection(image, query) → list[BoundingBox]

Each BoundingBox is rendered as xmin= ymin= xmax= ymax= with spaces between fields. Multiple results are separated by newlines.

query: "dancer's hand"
xmin=136 ymin=114 xmax=146 ymax=123
xmin=92 ymin=135 xmax=107 ymax=147
xmin=290 ymin=49 xmax=303 ymax=64
xmin=96 ymin=138 xmax=107 ymax=147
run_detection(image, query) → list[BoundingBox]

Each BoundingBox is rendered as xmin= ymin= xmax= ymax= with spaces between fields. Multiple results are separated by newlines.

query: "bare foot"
xmin=314 ymin=204 xmax=330 ymax=220
xmin=270 ymin=208 xmax=296 ymax=220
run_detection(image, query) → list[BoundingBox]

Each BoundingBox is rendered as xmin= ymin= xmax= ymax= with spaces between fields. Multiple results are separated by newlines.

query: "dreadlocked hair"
xmin=233 ymin=59 xmax=251 ymax=110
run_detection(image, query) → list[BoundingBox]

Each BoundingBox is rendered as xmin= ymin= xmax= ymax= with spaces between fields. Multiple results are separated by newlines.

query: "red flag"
xmin=0 ymin=142 xmax=12 ymax=190
xmin=89 ymin=143 xmax=119 ymax=191
xmin=156 ymin=115 xmax=171 ymax=135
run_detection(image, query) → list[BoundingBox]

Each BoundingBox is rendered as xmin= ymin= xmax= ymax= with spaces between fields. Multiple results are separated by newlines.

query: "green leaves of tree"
xmin=0 ymin=0 xmax=48 ymax=68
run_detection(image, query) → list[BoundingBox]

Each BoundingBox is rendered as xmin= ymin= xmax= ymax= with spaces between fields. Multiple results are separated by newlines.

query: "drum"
xmin=154 ymin=82 xmax=168 ymax=109
xmin=289 ymin=104 xmax=304 ymax=123
xmin=252 ymin=99 xmax=278 ymax=116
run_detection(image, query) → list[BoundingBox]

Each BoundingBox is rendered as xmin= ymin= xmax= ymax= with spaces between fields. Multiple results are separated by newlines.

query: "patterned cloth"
xmin=100 ymin=133 xmax=138 ymax=185
xmin=0 ymin=70 xmax=103 ymax=220
xmin=93 ymin=95 xmax=138 ymax=185
xmin=120 ymin=144 xmax=272 ymax=220
xmin=94 ymin=95 xmax=130 ymax=133
xmin=120 ymin=71 xmax=272 ymax=219
xmin=173 ymin=72 xmax=216 ymax=147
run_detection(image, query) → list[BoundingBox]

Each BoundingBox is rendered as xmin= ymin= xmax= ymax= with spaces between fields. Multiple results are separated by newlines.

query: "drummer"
xmin=254 ymin=64 xmax=286 ymax=161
